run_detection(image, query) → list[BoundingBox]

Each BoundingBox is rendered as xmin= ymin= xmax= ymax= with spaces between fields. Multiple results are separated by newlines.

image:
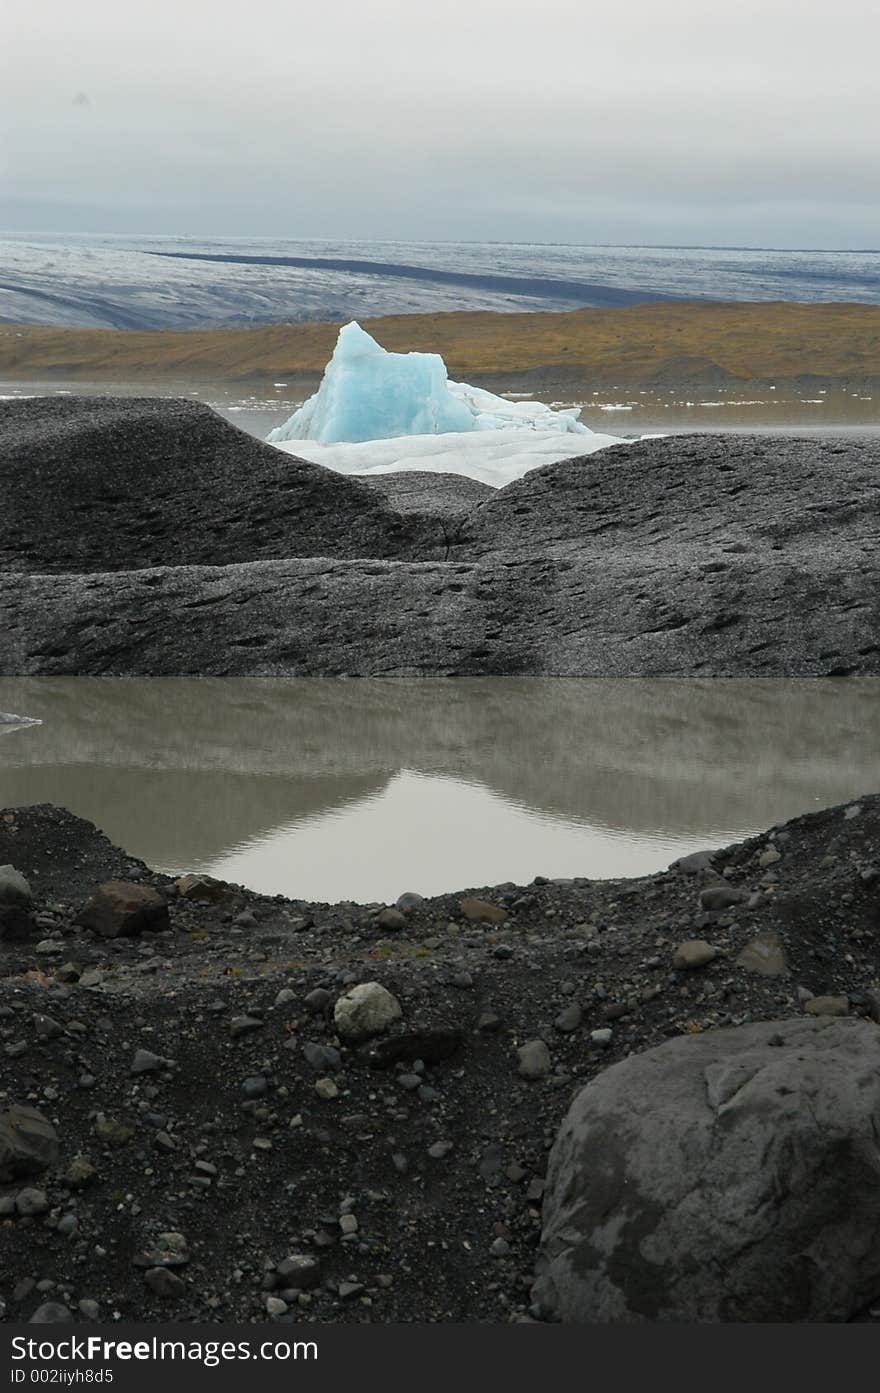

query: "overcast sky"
xmin=2 ymin=0 xmax=878 ymax=247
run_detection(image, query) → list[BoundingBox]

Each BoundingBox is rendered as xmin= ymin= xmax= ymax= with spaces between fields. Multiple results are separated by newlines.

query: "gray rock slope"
xmin=1 ymin=397 xmax=877 ymax=675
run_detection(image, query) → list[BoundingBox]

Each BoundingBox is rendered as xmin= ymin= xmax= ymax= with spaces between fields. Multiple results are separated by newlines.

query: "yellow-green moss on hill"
xmin=2 ymin=301 xmax=879 ymax=386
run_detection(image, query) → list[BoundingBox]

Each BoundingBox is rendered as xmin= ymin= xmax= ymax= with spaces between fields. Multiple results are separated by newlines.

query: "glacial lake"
xmin=1 ymin=378 xmax=878 ymax=443
xmin=1 ymin=679 xmax=878 ymax=903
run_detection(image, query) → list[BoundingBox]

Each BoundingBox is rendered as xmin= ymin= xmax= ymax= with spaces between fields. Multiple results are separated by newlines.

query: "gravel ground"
xmin=1 ymin=792 xmax=878 ymax=1324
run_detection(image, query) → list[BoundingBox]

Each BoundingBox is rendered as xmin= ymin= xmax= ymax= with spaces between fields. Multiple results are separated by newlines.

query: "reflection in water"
xmin=0 ymin=678 xmax=877 ymax=901
xmin=210 ymin=771 xmax=704 ymax=902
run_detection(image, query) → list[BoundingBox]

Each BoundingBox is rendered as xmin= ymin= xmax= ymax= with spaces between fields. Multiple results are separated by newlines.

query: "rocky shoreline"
xmin=1 ymin=793 xmax=879 ymax=1323
xmin=1 ymin=396 xmax=878 ymax=677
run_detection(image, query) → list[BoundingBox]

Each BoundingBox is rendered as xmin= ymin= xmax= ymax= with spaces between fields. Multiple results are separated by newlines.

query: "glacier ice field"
xmin=266 ymin=321 xmax=629 ymax=486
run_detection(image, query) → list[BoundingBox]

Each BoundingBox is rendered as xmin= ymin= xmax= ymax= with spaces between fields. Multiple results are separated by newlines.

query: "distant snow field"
xmin=266 ymin=320 xmax=633 ymax=486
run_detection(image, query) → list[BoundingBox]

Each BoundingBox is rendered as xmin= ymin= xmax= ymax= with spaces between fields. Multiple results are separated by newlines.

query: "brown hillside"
xmin=1 ymin=302 xmax=879 ymax=386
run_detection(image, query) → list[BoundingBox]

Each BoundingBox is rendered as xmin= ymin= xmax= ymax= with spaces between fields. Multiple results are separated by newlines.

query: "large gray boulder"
xmin=533 ymin=1017 xmax=880 ymax=1322
xmin=333 ymin=982 xmax=402 ymax=1041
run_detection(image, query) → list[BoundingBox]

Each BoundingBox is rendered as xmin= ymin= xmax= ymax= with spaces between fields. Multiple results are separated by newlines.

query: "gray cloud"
xmin=2 ymin=0 xmax=878 ymax=245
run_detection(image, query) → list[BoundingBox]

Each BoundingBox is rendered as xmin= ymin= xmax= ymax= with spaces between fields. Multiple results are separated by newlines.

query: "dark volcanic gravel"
xmin=1 ymin=794 xmax=878 ymax=1324
xmin=0 ymin=396 xmax=878 ymax=676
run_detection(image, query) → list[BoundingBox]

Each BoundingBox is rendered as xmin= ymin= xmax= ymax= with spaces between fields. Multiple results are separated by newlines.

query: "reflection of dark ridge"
xmin=146 ymin=252 xmax=680 ymax=308
xmin=0 ymin=678 xmax=878 ymax=874
xmin=0 ymin=765 xmax=388 ymax=871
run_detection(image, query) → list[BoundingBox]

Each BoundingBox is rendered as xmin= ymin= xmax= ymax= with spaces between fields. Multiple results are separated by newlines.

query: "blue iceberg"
xmin=267 ymin=320 xmax=592 ymax=445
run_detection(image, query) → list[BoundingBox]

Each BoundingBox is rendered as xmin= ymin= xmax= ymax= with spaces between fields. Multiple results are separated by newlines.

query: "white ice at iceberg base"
xmin=266 ymin=321 xmax=628 ymax=487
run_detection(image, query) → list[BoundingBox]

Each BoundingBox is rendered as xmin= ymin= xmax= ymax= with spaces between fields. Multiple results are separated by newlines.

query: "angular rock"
xmin=65 ymin=1155 xmax=96 ymax=1188
xmin=15 ymin=1187 xmax=48 ymax=1216
xmin=176 ymin=873 xmax=229 ymax=903
xmin=535 ymin=1017 xmax=880 ymax=1322
xmin=0 ymin=865 xmax=32 ymax=906
xmin=302 ymin=1042 xmax=341 ymax=1072
xmin=304 ymin=988 xmax=332 ymax=1014
xmin=805 ymin=995 xmax=849 ymax=1017
xmin=0 ymin=1105 xmax=59 ymax=1181
xmin=736 ymin=931 xmax=787 ymax=976
xmin=698 ymin=884 xmax=745 ymax=912
xmin=29 ymin=1303 xmax=72 ymax=1324
xmin=670 ymin=849 xmax=716 ymax=875
xmin=135 ymin=1232 xmax=190 ymax=1269
xmin=366 ymin=1028 xmax=462 ymax=1068
xmin=144 ymin=1267 xmax=185 ymax=1298
xmin=229 ymin=1015 xmax=263 ymax=1039
xmin=517 ymin=1039 xmax=551 ymax=1080
xmin=477 ymin=1009 xmax=502 ymax=1032
xmin=458 ymin=897 xmax=509 ymax=924
xmin=94 ymin=1117 xmax=134 ymax=1146
xmin=131 ymin=1048 xmax=164 ymax=1074
xmin=241 ymin=1075 xmax=269 ymax=1099
xmin=672 ymin=940 xmax=718 ymax=970
xmin=333 ymin=982 xmax=402 ymax=1041
xmin=276 ymin=1254 xmax=321 ymax=1290
xmin=395 ymin=892 xmax=424 ymax=911
xmin=33 ymin=1013 xmax=64 ymax=1040
xmin=376 ymin=907 xmax=406 ymax=931
xmin=554 ymin=1004 xmax=583 ymax=1033
xmin=76 ymin=881 xmax=169 ymax=938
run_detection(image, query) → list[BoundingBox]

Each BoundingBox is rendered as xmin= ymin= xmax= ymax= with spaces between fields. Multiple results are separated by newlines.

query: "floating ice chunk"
xmin=446 ymin=379 xmax=590 ymax=435
xmin=267 ymin=321 xmax=592 ymax=445
xmin=0 ymin=711 xmax=42 ymax=733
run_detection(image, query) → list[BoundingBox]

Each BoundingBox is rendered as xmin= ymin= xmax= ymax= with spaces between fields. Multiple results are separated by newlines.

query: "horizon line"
xmin=1 ymin=229 xmax=879 ymax=256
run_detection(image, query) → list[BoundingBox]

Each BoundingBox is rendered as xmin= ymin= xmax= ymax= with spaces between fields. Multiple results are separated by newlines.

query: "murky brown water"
xmin=1 ymin=678 xmax=877 ymax=902
xmin=2 ymin=377 xmax=878 ymax=441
